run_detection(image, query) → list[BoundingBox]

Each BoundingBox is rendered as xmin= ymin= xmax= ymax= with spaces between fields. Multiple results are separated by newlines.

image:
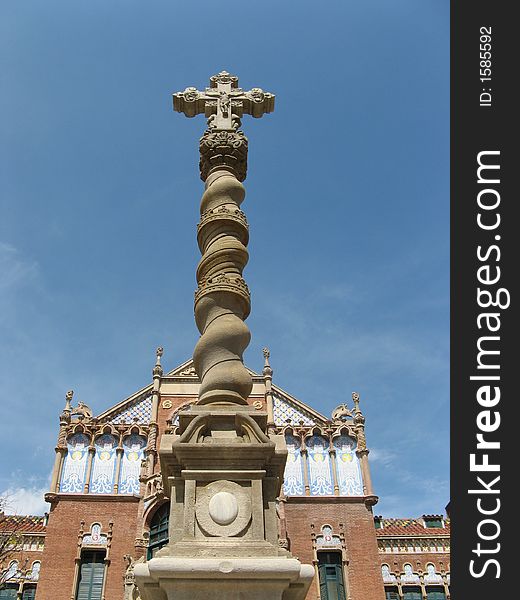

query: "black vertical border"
xmin=451 ymin=2 xmax=515 ymax=598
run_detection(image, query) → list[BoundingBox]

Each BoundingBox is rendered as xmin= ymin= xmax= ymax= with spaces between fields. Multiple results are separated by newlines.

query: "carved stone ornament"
xmin=199 ymin=129 xmax=248 ymax=182
xmin=209 ymin=71 xmax=239 ymax=87
xmin=331 ymin=404 xmax=353 ymax=423
xmin=356 ymin=429 xmax=367 ymax=451
xmin=195 ymin=480 xmax=252 ymax=537
xmin=123 ymin=555 xmax=144 ymax=600
xmin=179 ymin=365 xmax=197 ymax=376
xmin=173 ymin=71 xmax=274 ymax=131
xmin=195 ymin=273 xmax=251 ymax=313
xmin=70 ymin=400 xmax=93 ymax=420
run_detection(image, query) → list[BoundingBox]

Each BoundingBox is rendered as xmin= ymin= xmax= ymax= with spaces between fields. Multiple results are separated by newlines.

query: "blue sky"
xmin=1 ymin=0 xmax=449 ymax=517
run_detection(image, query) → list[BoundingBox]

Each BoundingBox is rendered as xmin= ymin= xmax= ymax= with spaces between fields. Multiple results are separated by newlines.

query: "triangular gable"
xmin=272 ymin=388 xmax=327 ymax=427
xmin=107 ymin=392 xmax=153 ymax=424
xmin=97 ymin=384 xmax=153 ymax=424
xmin=96 ymin=358 xmax=328 ymax=427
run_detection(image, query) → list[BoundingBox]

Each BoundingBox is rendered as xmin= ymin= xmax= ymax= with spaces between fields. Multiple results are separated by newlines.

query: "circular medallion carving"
xmin=195 ymin=480 xmax=251 ymax=537
xmin=209 ymin=492 xmax=238 ymax=525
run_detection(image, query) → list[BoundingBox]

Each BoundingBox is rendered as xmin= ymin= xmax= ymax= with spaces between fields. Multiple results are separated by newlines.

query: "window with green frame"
xmin=317 ymin=551 xmax=346 ymax=600
xmin=148 ymin=503 xmax=170 ymax=559
xmin=0 ymin=584 xmax=18 ymax=600
xmin=424 ymin=517 xmax=443 ymax=528
xmin=426 ymin=586 xmax=446 ymax=600
xmin=385 ymin=587 xmax=400 ymax=600
xmin=403 ymin=586 xmax=422 ymax=600
xmin=22 ymin=585 xmax=37 ymax=600
xmin=75 ymin=550 xmax=106 ymax=600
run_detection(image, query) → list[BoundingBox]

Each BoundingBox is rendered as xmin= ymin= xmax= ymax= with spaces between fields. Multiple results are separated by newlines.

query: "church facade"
xmin=0 ymin=354 xmax=450 ymax=600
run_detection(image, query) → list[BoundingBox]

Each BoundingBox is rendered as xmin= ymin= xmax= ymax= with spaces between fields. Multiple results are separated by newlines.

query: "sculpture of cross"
xmin=173 ymin=71 xmax=275 ymax=130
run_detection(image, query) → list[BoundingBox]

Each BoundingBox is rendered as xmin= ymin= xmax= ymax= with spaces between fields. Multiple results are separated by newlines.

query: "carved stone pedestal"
xmin=134 ymin=557 xmax=314 ymax=600
xmin=133 ymin=405 xmax=313 ymax=600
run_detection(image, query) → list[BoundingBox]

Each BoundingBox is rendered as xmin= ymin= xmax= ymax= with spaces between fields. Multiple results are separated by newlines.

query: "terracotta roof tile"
xmin=375 ymin=518 xmax=450 ymax=537
xmin=0 ymin=514 xmax=46 ymax=534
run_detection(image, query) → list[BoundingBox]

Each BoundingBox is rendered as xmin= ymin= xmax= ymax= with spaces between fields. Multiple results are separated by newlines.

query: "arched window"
xmin=283 ymin=433 xmax=305 ymax=496
xmin=401 ymin=564 xmax=420 ymax=584
xmin=424 ymin=564 xmax=442 ymax=584
xmin=381 ymin=564 xmax=396 ymax=584
xmin=148 ymin=503 xmax=170 ymax=559
xmin=3 ymin=560 xmax=18 ymax=580
xmin=28 ymin=561 xmax=41 ymax=581
xmin=306 ymin=434 xmax=333 ymax=496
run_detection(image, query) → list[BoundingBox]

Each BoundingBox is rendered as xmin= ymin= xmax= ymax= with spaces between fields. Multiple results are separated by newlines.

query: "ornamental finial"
xmin=153 ymin=347 xmax=164 ymax=377
xmin=262 ymin=347 xmax=273 ymax=377
xmin=64 ymin=390 xmax=73 ymax=412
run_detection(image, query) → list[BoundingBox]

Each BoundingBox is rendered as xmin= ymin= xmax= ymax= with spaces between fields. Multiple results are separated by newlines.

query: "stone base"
xmin=134 ymin=556 xmax=314 ymax=600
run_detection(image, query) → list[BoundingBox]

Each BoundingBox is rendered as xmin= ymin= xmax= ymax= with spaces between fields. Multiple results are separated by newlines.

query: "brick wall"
xmin=36 ymin=497 xmax=140 ymax=600
xmin=285 ymin=499 xmax=386 ymax=600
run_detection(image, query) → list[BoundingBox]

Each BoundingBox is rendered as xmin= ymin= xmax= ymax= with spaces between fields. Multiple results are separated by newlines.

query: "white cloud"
xmin=1 ymin=487 xmax=50 ymax=516
xmin=369 ymin=447 xmax=399 ymax=467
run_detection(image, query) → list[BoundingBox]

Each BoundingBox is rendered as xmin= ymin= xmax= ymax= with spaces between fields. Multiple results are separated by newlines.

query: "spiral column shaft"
xmin=193 ymin=167 xmax=252 ymax=405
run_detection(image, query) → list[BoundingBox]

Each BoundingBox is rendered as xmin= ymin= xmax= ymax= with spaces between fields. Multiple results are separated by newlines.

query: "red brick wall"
xmin=36 ymin=497 xmax=140 ymax=600
xmin=285 ymin=499 xmax=386 ymax=600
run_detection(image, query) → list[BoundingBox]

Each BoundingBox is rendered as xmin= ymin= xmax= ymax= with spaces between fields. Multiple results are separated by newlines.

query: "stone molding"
xmin=199 ymin=129 xmax=248 ymax=182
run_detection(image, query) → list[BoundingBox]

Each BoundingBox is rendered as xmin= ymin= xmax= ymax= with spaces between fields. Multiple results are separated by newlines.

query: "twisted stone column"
xmin=173 ymin=71 xmax=274 ymax=406
xmin=193 ymin=130 xmax=252 ymax=405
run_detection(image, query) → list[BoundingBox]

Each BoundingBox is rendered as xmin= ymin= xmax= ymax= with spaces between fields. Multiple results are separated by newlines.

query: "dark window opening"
xmin=0 ymin=584 xmax=18 ymax=600
xmin=426 ymin=586 xmax=447 ymax=600
xmin=148 ymin=502 xmax=170 ymax=559
xmin=75 ymin=550 xmax=106 ymax=600
xmin=318 ymin=551 xmax=346 ymax=600
xmin=384 ymin=587 xmax=400 ymax=600
xmin=403 ymin=586 xmax=422 ymax=600
xmin=424 ymin=517 xmax=443 ymax=528
xmin=22 ymin=586 xmax=37 ymax=600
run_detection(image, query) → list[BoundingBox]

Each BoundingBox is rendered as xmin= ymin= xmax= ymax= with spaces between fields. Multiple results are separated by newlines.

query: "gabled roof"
xmin=95 ymin=358 xmax=329 ymax=427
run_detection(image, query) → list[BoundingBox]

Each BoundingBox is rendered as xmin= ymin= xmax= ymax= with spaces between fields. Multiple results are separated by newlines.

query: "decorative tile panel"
xmin=109 ymin=394 xmax=152 ymax=425
xmin=333 ymin=434 xmax=363 ymax=496
xmin=306 ymin=435 xmax=334 ymax=496
xmin=90 ymin=434 xmax=117 ymax=494
xmin=119 ymin=434 xmax=146 ymax=495
xmin=283 ymin=434 xmax=305 ymax=496
xmin=273 ymin=393 xmax=316 ymax=427
xmin=60 ymin=433 xmax=89 ymax=493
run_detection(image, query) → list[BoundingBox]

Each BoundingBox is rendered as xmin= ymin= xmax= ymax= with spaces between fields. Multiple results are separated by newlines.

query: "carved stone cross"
xmin=173 ymin=71 xmax=275 ymax=130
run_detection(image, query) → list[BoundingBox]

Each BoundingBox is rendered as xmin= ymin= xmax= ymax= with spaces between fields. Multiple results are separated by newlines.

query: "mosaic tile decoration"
xmin=283 ymin=434 xmax=305 ymax=496
xmin=273 ymin=393 xmax=316 ymax=427
xmin=109 ymin=394 xmax=153 ymax=424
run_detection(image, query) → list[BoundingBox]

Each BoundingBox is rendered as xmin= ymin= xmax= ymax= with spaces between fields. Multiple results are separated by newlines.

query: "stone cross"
xmin=173 ymin=71 xmax=275 ymax=130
